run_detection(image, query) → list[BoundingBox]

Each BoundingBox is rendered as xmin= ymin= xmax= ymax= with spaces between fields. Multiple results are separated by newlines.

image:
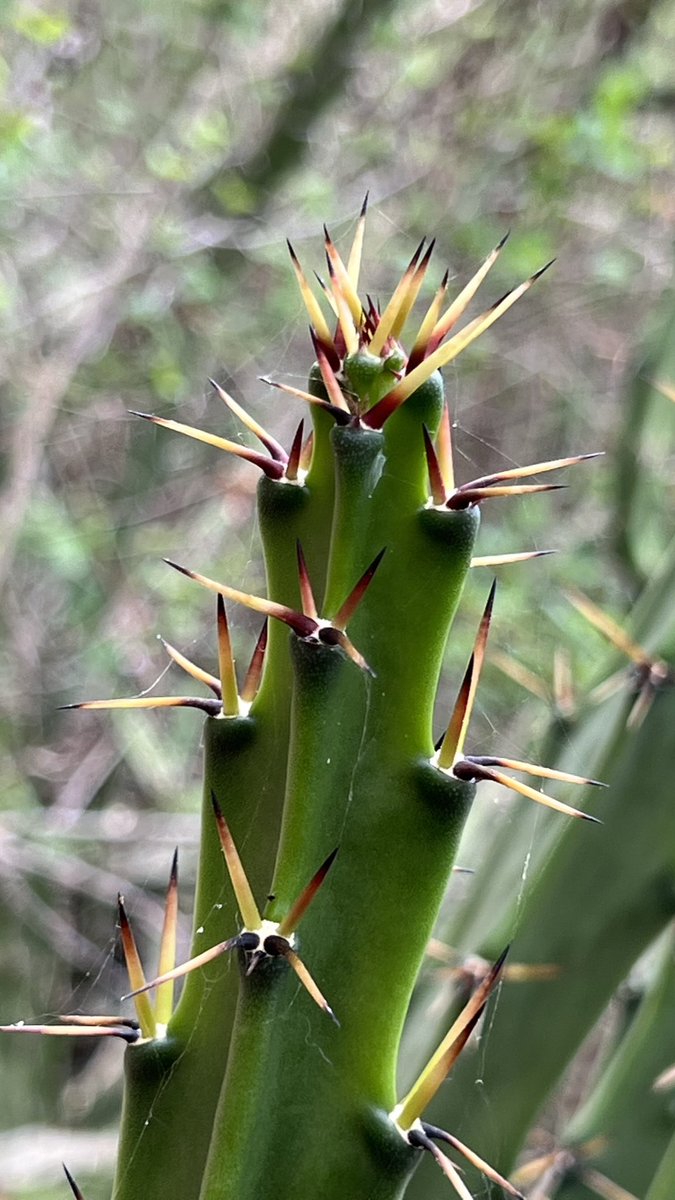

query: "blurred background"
xmin=0 ymin=0 xmax=674 ymax=1194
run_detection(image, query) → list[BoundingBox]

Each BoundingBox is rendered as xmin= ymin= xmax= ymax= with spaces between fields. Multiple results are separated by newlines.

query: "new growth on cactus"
xmin=9 ymin=201 xmax=608 ymax=1200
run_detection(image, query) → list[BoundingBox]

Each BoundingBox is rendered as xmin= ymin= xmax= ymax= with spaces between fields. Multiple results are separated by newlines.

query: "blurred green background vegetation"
xmin=0 ymin=0 xmax=673 ymax=1194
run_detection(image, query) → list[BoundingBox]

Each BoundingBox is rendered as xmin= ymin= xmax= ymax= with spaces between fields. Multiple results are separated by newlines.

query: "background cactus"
xmin=13 ymin=203 xmax=671 ymax=1200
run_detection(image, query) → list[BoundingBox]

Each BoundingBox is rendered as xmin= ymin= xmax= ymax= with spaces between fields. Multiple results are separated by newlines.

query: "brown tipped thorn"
xmin=296 ymin=540 xmax=318 ymax=620
xmin=0 ymin=1020 xmax=139 ymax=1042
xmin=368 ymin=238 xmax=426 ymax=357
xmin=466 ymin=755 xmax=606 ymax=789
xmin=421 ymin=1125 xmax=525 ymax=1199
xmin=240 ymin=620 xmax=268 ymax=704
xmin=408 ymin=1130 xmax=473 ymax=1200
xmin=464 ymin=452 xmax=603 ymax=491
xmin=309 ymin=329 xmax=350 ymax=412
xmin=277 ymin=847 xmax=339 ymax=938
xmin=471 ymin=550 xmax=555 ymax=568
xmin=117 ymin=895 xmax=156 ymax=1039
xmin=63 ymin=1165 xmax=86 ymax=1200
xmin=395 ymin=947 xmax=508 ymax=1130
xmin=446 ymin=483 xmax=565 ymax=509
xmin=217 ymin=596 xmax=239 ymax=717
xmin=211 ymin=792 xmax=262 ymax=930
xmin=328 ymin=628 xmax=375 ymax=676
xmin=281 ymin=944 xmax=339 ymax=1025
xmin=324 ymin=254 xmax=359 ymax=355
xmin=347 ymin=191 xmax=369 ymax=289
xmin=408 ymin=269 xmax=450 ymax=370
xmin=129 ymin=411 xmax=284 ymax=479
xmin=436 ymin=402 xmax=455 ymax=492
xmin=423 ymin=425 xmax=448 ymax=505
xmin=123 ymin=936 xmax=240 ymax=1000
xmin=259 ymin=376 xmax=351 ymax=426
xmin=331 ymin=548 xmax=386 ymax=630
xmin=323 ymin=224 xmax=364 ymax=325
xmin=424 ymin=231 xmax=512 ymax=358
xmin=59 ymin=1014 xmax=139 ymax=1029
xmin=60 ymin=695 xmax=222 ymax=716
xmin=313 ymin=270 xmax=339 ymax=315
xmin=155 ymin=848 xmax=179 ymax=1026
xmin=163 ymin=559 xmax=316 ymax=639
xmin=437 ymin=581 xmax=496 ymax=768
xmin=208 ymin=379 xmax=287 ymax=462
xmin=366 ymin=261 xmax=553 ymax=428
xmin=286 ymin=240 xmax=335 ymax=347
xmin=454 ymin=761 xmax=601 ymax=823
xmin=285 ymin=419 xmax=304 ymax=482
xmin=159 ymin=636 xmax=221 ymax=696
xmin=390 ymin=239 xmax=436 ymax=341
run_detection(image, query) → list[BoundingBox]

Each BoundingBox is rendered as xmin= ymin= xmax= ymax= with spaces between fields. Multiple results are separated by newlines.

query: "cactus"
xmin=5 ymin=205 xmax=618 ymax=1200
